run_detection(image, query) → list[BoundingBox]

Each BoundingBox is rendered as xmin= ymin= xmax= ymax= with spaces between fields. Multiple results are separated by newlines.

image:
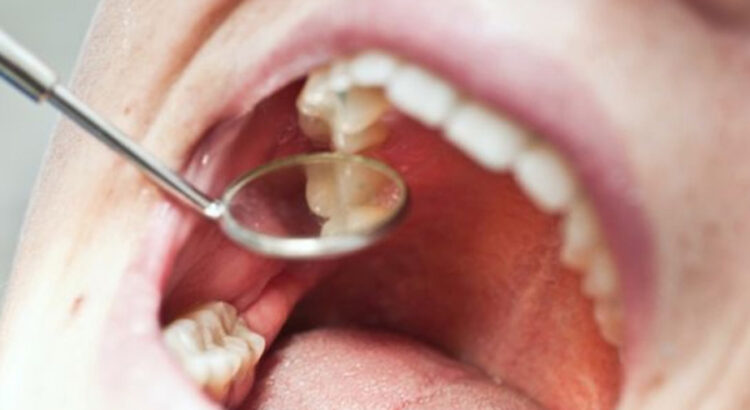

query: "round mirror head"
xmin=219 ymin=152 xmax=408 ymax=259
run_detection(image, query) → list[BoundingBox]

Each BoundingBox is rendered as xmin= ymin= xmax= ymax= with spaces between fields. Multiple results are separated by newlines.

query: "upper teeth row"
xmin=162 ymin=301 xmax=265 ymax=405
xmin=298 ymin=51 xmax=623 ymax=346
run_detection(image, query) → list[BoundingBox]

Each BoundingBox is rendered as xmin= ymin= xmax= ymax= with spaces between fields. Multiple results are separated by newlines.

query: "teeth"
xmin=163 ymin=302 xmax=265 ymax=405
xmin=321 ymin=205 xmax=390 ymax=236
xmin=514 ymin=144 xmax=578 ymax=213
xmin=328 ymin=61 xmax=353 ymax=92
xmin=349 ymin=51 xmax=400 ymax=86
xmin=337 ymin=88 xmax=390 ymax=135
xmin=386 ymin=65 xmax=457 ymax=127
xmin=581 ymin=250 xmax=618 ymax=300
xmin=305 ymin=164 xmax=339 ymax=218
xmin=445 ymin=102 xmax=530 ymax=171
xmin=298 ymin=50 xmax=624 ymax=348
xmin=561 ymin=199 xmax=601 ymax=270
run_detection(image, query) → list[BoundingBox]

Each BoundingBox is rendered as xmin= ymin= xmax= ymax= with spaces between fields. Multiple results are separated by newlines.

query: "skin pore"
xmin=2 ymin=0 xmax=750 ymax=408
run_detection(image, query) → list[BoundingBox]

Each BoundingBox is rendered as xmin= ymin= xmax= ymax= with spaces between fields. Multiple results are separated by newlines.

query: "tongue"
xmin=244 ymin=328 xmax=541 ymax=410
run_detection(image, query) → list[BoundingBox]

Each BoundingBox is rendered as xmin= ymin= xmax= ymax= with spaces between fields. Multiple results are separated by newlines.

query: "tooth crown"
xmin=163 ymin=302 xmax=265 ymax=404
xmin=298 ymin=51 xmax=623 ymax=346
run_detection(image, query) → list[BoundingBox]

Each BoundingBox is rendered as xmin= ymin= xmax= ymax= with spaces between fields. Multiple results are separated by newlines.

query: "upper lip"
xmin=105 ymin=0 xmax=653 ymax=406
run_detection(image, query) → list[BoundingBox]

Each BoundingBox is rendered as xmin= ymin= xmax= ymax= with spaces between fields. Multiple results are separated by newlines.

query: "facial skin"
xmin=1 ymin=0 xmax=750 ymax=408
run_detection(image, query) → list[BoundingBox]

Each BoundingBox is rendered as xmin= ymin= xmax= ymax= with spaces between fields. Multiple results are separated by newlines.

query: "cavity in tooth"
xmin=328 ymin=61 xmax=353 ymax=92
xmin=386 ymin=65 xmax=457 ymax=127
xmin=336 ymin=161 xmax=388 ymax=206
xmin=444 ymin=102 xmax=530 ymax=171
xmin=337 ymin=88 xmax=390 ymax=135
xmin=582 ymin=250 xmax=618 ymax=300
xmin=594 ymin=300 xmax=623 ymax=346
xmin=349 ymin=51 xmax=400 ymax=86
xmin=162 ymin=302 xmax=266 ymax=405
xmin=561 ymin=199 xmax=601 ymax=270
xmin=514 ymin=144 xmax=578 ymax=213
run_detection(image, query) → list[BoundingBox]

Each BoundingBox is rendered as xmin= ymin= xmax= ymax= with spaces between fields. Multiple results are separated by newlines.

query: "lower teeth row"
xmin=162 ymin=302 xmax=265 ymax=406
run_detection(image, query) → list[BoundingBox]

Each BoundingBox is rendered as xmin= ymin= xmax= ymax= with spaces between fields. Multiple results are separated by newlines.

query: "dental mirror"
xmin=0 ymin=29 xmax=408 ymax=259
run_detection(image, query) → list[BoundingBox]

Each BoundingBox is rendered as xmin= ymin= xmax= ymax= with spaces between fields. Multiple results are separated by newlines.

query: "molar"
xmin=386 ymin=64 xmax=457 ymax=127
xmin=162 ymin=302 xmax=265 ymax=405
xmin=513 ymin=144 xmax=578 ymax=213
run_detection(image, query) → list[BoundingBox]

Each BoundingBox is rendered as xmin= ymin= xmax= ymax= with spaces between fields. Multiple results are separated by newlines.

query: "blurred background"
xmin=0 ymin=0 xmax=100 ymax=298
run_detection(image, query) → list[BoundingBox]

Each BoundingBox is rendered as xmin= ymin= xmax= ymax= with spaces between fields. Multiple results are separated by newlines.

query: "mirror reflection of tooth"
xmin=320 ymin=215 xmax=348 ymax=237
xmin=321 ymin=205 xmax=390 ymax=236
xmin=305 ymin=164 xmax=339 ymax=218
xmin=333 ymin=121 xmax=389 ymax=154
xmin=345 ymin=205 xmax=391 ymax=232
xmin=337 ymin=88 xmax=390 ymax=135
xmin=336 ymin=161 xmax=389 ymax=206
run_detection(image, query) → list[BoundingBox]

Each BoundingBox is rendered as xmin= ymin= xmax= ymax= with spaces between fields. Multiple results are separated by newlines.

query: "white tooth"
xmin=338 ymin=88 xmax=390 ymax=135
xmin=594 ymin=300 xmax=623 ymax=346
xmin=188 ymin=308 xmax=226 ymax=347
xmin=202 ymin=348 xmax=240 ymax=401
xmin=321 ymin=205 xmax=390 ymax=236
xmin=514 ymin=144 xmax=578 ymax=213
xmin=349 ymin=51 xmax=400 ymax=86
xmin=232 ymin=324 xmax=266 ymax=365
xmin=582 ymin=250 xmax=618 ymax=300
xmin=163 ymin=302 xmax=267 ymax=404
xmin=444 ymin=102 xmax=530 ymax=171
xmin=561 ymin=199 xmax=601 ymax=270
xmin=333 ymin=122 xmax=388 ymax=154
xmin=305 ymin=164 xmax=339 ymax=218
xmin=345 ymin=205 xmax=390 ymax=233
xmin=297 ymin=67 xmax=338 ymax=120
xmin=163 ymin=319 xmax=204 ymax=355
xmin=321 ymin=215 xmax=348 ymax=236
xmin=209 ymin=301 xmax=238 ymax=333
xmin=336 ymin=161 xmax=388 ymax=206
xmin=386 ymin=65 xmax=457 ymax=127
xmin=328 ymin=61 xmax=353 ymax=92
xmin=183 ymin=355 xmax=211 ymax=385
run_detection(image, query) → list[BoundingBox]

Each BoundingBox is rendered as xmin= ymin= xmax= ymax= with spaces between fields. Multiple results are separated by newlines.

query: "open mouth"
xmin=100 ymin=4 xmax=652 ymax=410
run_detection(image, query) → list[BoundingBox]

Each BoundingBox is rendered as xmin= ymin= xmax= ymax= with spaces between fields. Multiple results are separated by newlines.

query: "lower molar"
xmin=163 ymin=301 xmax=265 ymax=406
